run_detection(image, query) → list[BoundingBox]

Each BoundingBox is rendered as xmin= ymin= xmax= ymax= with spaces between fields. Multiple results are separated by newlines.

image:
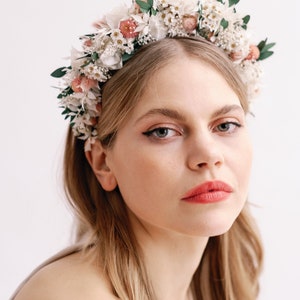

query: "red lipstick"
xmin=181 ymin=180 xmax=233 ymax=204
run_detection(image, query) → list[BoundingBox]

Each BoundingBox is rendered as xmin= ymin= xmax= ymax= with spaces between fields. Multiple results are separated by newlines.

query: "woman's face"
xmin=105 ymin=57 xmax=252 ymax=237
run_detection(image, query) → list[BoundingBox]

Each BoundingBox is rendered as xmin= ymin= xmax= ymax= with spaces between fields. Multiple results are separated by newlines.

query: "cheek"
xmin=233 ymin=136 xmax=253 ymax=191
xmin=110 ymin=146 xmax=165 ymax=200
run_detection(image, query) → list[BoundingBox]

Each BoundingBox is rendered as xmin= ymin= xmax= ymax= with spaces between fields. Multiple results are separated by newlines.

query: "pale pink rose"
xmin=119 ymin=18 xmax=139 ymax=38
xmin=182 ymin=15 xmax=198 ymax=33
xmin=84 ymin=39 xmax=93 ymax=47
xmin=229 ymin=51 xmax=243 ymax=61
xmin=71 ymin=77 xmax=83 ymax=93
xmin=71 ymin=76 xmax=98 ymax=93
xmin=245 ymin=45 xmax=260 ymax=61
xmin=81 ymin=77 xmax=98 ymax=91
xmin=89 ymin=117 xmax=98 ymax=126
xmin=96 ymin=103 xmax=102 ymax=113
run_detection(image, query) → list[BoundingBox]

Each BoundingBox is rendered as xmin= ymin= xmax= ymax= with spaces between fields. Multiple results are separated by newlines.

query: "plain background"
xmin=1 ymin=0 xmax=299 ymax=299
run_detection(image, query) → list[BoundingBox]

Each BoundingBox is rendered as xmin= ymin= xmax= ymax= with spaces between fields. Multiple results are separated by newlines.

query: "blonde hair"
xmin=63 ymin=37 xmax=263 ymax=299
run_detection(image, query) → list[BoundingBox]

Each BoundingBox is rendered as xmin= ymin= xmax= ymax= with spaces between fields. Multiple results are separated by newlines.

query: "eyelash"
xmin=214 ymin=121 xmax=242 ymax=134
xmin=142 ymin=127 xmax=179 ymax=139
xmin=142 ymin=121 xmax=242 ymax=140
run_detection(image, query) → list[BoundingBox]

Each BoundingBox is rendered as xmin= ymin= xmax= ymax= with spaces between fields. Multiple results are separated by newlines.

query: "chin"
xmin=179 ymin=214 xmax=240 ymax=238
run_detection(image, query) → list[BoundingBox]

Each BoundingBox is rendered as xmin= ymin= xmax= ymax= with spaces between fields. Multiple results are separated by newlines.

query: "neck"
xmin=132 ymin=218 xmax=209 ymax=300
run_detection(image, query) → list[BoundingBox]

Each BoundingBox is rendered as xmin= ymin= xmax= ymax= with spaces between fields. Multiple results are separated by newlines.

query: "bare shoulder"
xmin=14 ymin=251 xmax=118 ymax=300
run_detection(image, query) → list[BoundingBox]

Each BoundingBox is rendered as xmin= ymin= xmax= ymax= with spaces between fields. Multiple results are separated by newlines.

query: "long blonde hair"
xmin=63 ymin=37 xmax=263 ymax=299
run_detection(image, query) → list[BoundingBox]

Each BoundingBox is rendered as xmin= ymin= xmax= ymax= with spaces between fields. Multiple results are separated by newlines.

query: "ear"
xmin=85 ymin=140 xmax=117 ymax=191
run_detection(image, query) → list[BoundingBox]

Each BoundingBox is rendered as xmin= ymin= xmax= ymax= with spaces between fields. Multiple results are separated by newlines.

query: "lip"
xmin=181 ymin=180 xmax=233 ymax=204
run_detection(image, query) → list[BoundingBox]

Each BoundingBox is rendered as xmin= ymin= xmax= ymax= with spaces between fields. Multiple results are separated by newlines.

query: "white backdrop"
xmin=1 ymin=0 xmax=299 ymax=299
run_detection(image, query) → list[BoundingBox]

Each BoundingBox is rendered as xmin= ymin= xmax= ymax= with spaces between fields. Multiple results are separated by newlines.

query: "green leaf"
xmin=259 ymin=51 xmax=274 ymax=60
xmin=51 ymin=67 xmax=68 ymax=78
xmin=151 ymin=7 xmax=157 ymax=16
xmin=243 ymin=15 xmax=250 ymax=25
xmin=122 ymin=52 xmax=134 ymax=62
xmin=216 ymin=0 xmax=224 ymax=3
xmin=61 ymin=108 xmax=71 ymax=115
xmin=263 ymin=42 xmax=276 ymax=51
xmin=229 ymin=0 xmax=240 ymax=6
xmin=220 ymin=18 xmax=229 ymax=29
xmin=57 ymin=86 xmax=73 ymax=99
xmin=91 ymin=52 xmax=99 ymax=61
xmin=136 ymin=0 xmax=152 ymax=13
xmin=257 ymin=39 xmax=267 ymax=51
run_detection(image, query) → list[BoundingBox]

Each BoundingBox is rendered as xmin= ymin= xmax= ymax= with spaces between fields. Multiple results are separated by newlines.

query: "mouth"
xmin=181 ymin=180 xmax=233 ymax=204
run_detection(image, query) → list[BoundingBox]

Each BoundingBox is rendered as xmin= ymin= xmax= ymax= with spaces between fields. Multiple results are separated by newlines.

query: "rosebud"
xmin=246 ymin=45 xmax=260 ymax=61
xmin=71 ymin=77 xmax=83 ymax=93
xmin=182 ymin=15 xmax=198 ymax=33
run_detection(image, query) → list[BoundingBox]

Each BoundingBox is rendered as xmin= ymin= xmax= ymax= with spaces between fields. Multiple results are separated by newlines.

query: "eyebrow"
xmin=211 ymin=104 xmax=244 ymax=118
xmin=135 ymin=108 xmax=186 ymax=124
xmin=135 ymin=104 xmax=244 ymax=124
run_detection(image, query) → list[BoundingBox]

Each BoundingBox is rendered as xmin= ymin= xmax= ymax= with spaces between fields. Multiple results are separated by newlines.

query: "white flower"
xmin=132 ymin=13 xmax=150 ymax=35
xmin=52 ymin=0 xmax=273 ymax=140
xmin=216 ymin=25 xmax=250 ymax=58
xmin=82 ymin=64 xmax=109 ymax=82
xmin=149 ymin=14 xmax=168 ymax=40
xmin=235 ymin=60 xmax=263 ymax=99
xmin=99 ymin=46 xmax=123 ymax=69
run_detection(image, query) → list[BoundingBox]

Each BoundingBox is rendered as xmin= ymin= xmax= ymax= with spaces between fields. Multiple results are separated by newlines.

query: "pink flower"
xmin=229 ymin=51 xmax=243 ymax=61
xmin=71 ymin=76 xmax=98 ymax=93
xmin=83 ymin=39 xmax=93 ymax=47
xmin=71 ymin=77 xmax=83 ymax=93
xmin=245 ymin=45 xmax=260 ymax=61
xmin=89 ymin=117 xmax=98 ymax=126
xmin=182 ymin=15 xmax=198 ymax=33
xmin=119 ymin=18 xmax=139 ymax=38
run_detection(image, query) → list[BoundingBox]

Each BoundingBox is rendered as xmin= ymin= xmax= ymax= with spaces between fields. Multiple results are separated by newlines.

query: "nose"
xmin=186 ymin=132 xmax=224 ymax=171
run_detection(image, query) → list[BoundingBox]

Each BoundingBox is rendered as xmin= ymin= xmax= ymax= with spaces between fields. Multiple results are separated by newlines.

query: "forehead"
xmin=133 ymin=57 xmax=241 ymax=115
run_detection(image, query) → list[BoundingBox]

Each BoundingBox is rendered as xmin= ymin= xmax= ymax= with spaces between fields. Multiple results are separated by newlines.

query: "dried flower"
xmin=119 ymin=18 xmax=139 ymax=38
xmin=51 ymin=0 xmax=275 ymax=141
xmin=182 ymin=15 xmax=198 ymax=32
xmin=246 ymin=45 xmax=260 ymax=61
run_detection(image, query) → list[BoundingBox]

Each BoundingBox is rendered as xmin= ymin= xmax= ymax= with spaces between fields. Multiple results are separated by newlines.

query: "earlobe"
xmin=85 ymin=140 xmax=117 ymax=191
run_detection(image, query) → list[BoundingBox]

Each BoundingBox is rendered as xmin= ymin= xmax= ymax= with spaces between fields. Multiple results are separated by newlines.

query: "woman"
xmin=12 ymin=0 xmax=274 ymax=299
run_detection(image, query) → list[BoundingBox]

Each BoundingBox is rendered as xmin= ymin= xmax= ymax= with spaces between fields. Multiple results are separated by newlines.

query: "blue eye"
xmin=215 ymin=122 xmax=241 ymax=133
xmin=143 ymin=127 xmax=177 ymax=139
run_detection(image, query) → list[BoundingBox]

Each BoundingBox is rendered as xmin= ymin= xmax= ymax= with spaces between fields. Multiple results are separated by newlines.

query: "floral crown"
xmin=51 ymin=0 xmax=275 ymax=141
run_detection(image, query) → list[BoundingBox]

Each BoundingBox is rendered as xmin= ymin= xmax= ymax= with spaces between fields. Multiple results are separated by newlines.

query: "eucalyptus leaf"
xmin=220 ymin=18 xmax=229 ymax=29
xmin=257 ymin=39 xmax=267 ymax=51
xmin=151 ymin=7 xmax=157 ymax=16
xmin=91 ymin=52 xmax=99 ymax=61
xmin=259 ymin=51 xmax=274 ymax=61
xmin=122 ymin=52 xmax=134 ymax=62
xmin=136 ymin=0 xmax=151 ymax=12
xmin=262 ymin=42 xmax=276 ymax=51
xmin=243 ymin=15 xmax=250 ymax=25
xmin=51 ymin=67 xmax=68 ymax=78
xmin=229 ymin=0 xmax=240 ymax=6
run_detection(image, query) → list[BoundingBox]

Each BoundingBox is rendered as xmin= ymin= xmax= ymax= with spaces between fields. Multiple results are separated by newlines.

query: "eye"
xmin=142 ymin=127 xmax=179 ymax=139
xmin=214 ymin=121 xmax=242 ymax=133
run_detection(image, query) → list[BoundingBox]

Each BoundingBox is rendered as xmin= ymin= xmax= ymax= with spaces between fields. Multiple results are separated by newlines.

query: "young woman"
xmin=12 ymin=1 xmax=274 ymax=299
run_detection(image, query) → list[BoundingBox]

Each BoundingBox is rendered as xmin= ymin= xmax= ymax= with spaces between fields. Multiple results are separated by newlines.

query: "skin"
xmin=104 ymin=57 xmax=252 ymax=237
xmin=92 ymin=57 xmax=253 ymax=299
xmin=15 ymin=57 xmax=252 ymax=300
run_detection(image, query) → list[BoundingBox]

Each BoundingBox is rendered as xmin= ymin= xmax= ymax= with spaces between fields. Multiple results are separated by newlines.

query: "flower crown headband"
xmin=51 ymin=0 xmax=275 ymax=142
